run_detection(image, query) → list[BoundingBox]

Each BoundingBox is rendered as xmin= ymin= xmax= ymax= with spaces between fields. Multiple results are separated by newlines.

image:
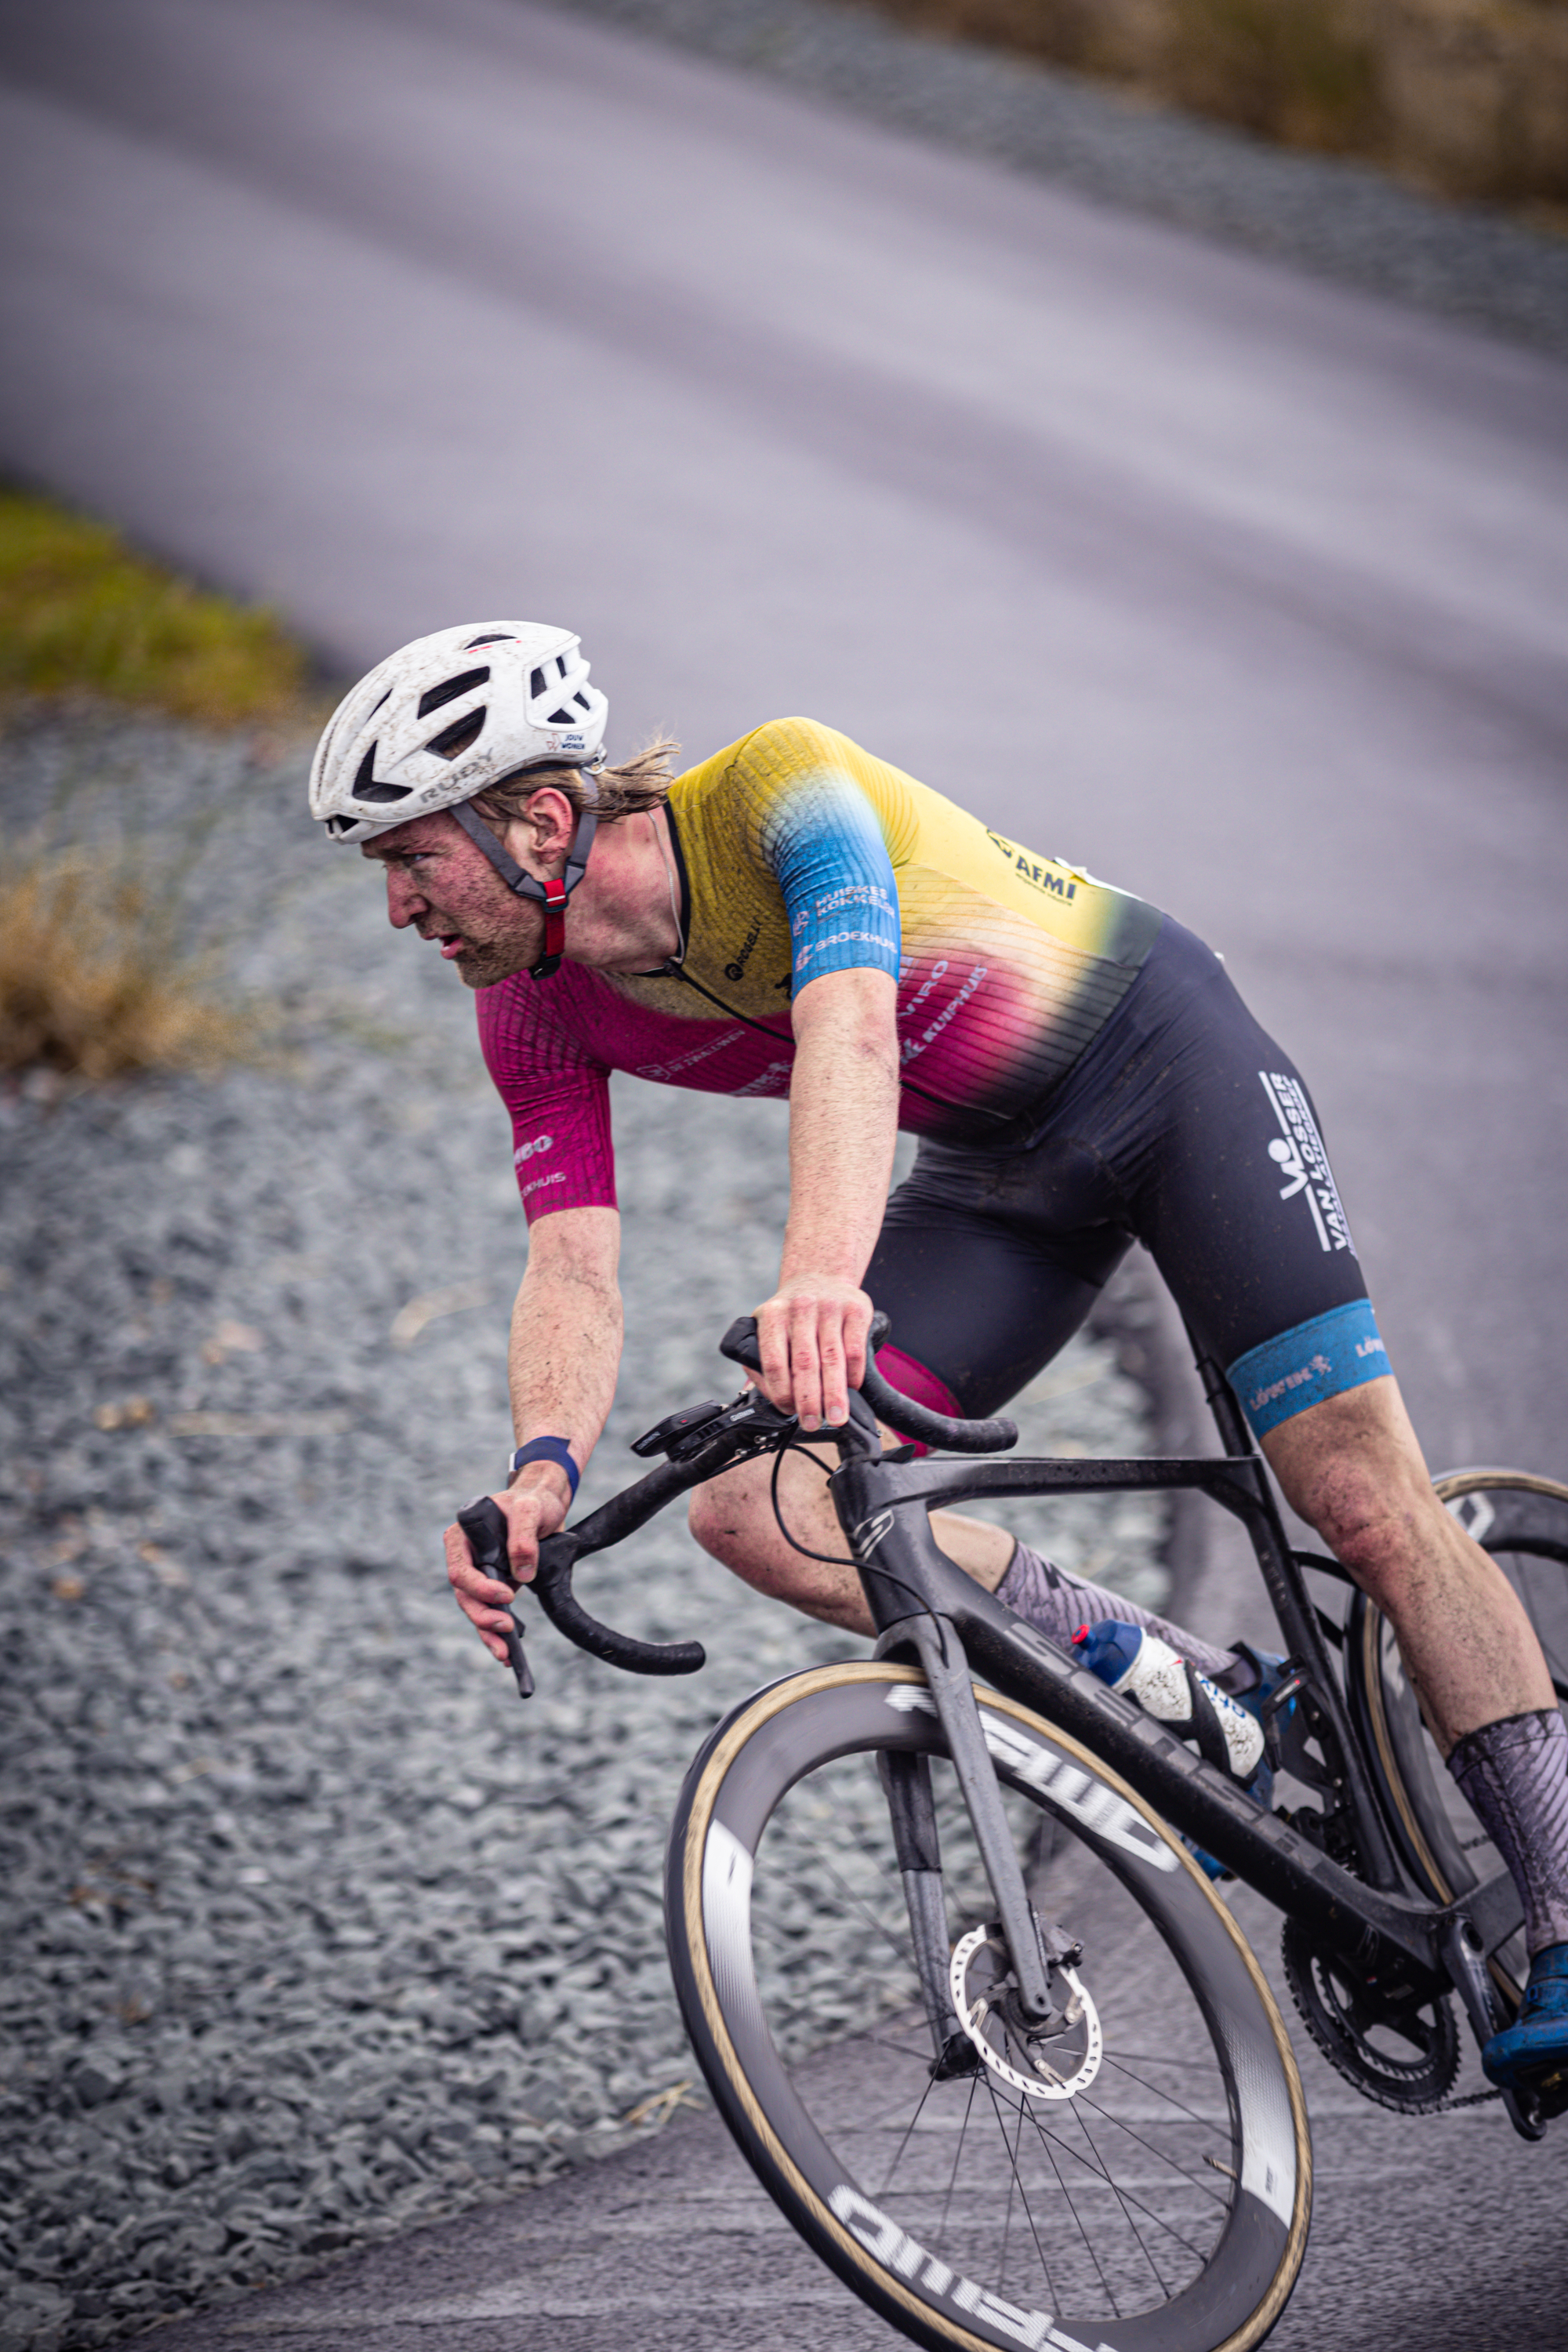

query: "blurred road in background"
xmin=1 ymin=0 xmax=1565 ymax=2343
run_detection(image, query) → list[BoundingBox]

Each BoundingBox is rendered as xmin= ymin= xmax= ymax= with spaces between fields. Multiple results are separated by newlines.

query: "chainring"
xmin=1281 ymin=1918 xmax=1461 ymax=2114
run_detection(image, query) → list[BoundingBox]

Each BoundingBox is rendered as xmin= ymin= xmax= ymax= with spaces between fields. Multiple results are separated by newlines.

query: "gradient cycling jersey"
xmin=478 ymin=717 xmax=1164 ymax=1221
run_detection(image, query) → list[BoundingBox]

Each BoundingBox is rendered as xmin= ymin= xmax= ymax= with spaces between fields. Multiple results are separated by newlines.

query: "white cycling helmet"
xmin=311 ymin=621 xmax=610 ymax=978
xmin=309 ymin=620 xmax=608 ymax=844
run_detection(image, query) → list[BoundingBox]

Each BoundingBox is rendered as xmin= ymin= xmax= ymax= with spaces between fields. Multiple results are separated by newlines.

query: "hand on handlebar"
xmin=445 ymin=1465 xmax=570 ymax=1664
xmin=753 ymin=1275 xmax=873 ymax=1432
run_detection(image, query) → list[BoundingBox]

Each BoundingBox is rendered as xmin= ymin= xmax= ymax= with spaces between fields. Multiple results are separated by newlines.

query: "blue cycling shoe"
xmin=1482 ymin=1942 xmax=1568 ymax=2092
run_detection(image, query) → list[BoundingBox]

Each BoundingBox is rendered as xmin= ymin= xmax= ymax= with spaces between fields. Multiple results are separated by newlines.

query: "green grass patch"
xmin=0 ymin=487 xmax=310 ymax=726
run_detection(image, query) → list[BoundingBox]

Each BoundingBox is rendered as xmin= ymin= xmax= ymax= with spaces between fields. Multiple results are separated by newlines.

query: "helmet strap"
xmin=450 ymin=778 xmax=599 ymax=979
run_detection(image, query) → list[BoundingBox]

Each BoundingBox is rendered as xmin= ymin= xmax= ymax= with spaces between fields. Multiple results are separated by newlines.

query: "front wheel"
xmin=666 ymin=1661 xmax=1310 ymax=2352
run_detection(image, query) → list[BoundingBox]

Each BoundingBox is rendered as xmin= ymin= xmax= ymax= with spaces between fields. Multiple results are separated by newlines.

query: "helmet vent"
xmin=546 ymin=706 xmax=575 ymax=725
xmin=464 ymin=632 xmax=515 ymax=649
xmin=530 ymin=666 xmax=546 ymax=698
xmin=353 ymin=743 xmax=413 ymax=804
xmin=427 ymin=709 xmax=485 ymax=760
xmin=418 ymin=666 xmax=489 ymax=719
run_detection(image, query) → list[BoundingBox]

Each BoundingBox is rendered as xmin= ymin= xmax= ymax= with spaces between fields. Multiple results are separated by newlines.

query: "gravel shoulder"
xmin=0 ymin=708 xmax=1166 ymax=2350
xmin=548 ymin=0 xmax=1568 ymax=358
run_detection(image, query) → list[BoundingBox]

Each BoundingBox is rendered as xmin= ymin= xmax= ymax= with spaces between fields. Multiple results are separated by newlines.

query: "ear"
xmin=517 ymin=786 xmax=578 ymax=866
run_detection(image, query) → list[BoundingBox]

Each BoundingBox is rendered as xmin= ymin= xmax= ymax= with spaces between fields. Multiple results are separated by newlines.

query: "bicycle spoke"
xmin=995 ymin=2072 xmax=1122 ymax=2315
xmin=677 ymin=1675 xmax=1305 ymax=2346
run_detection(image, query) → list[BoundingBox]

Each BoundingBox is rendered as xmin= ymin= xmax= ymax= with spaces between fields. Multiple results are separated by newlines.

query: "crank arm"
xmin=1439 ymin=1911 xmax=1545 ymax=2143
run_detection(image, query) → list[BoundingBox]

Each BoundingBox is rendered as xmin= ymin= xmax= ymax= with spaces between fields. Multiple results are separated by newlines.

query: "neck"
xmin=562 ymin=805 xmax=682 ymax=974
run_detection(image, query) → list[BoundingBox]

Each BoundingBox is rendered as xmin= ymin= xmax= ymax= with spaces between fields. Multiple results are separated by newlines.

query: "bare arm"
xmin=445 ymin=1203 xmax=622 ymax=1659
xmin=756 ymin=965 xmax=900 ymax=1430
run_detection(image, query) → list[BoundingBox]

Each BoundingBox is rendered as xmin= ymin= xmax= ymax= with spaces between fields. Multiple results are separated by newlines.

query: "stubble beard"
xmin=451 ymin=935 xmax=532 ymax=989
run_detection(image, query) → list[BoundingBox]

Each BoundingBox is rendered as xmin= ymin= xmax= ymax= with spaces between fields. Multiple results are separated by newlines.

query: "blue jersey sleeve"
xmin=760 ymin=772 xmax=902 ymax=993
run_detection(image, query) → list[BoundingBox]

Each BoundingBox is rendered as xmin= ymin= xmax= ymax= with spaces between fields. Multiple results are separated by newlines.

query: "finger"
xmin=755 ymin=1301 xmax=794 ymax=1414
xmin=789 ymin=1301 xmax=825 ymax=1432
xmin=818 ymin=1309 xmax=849 ymax=1428
xmin=444 ymin=1523 xmax=516 ymax=1606
xmin=842 ymin=1294 xmax=872 ymax=1394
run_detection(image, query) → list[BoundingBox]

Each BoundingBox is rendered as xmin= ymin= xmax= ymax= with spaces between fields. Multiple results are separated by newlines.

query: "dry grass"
xmin=0 ymin=487 xmax=310 ymax=727
xmin=0 ymin=847 xmax=263 ymax=1083
xmin=0 ymin=488 xmax=306 ymax=1082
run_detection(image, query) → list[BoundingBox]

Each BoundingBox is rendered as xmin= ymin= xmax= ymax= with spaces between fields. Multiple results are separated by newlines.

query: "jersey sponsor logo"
xmin=733 ymin=1058 xmax=793 ymax=1097
xmin=513 ymin=1133 xmax=553 ymax=1167
xmin=795 ymin=927 xmax=894 ymax=973
xmin=826 ymin=2185 xmax=1108 ymax=2350
xmin=885 ymin=1685 xmax=1178 ymax=1871
xmin=520 ymin=1169 xmax=565 ymax=1200
xmin=985 ymin=831 xmax=1080 ymax=903
xmin=1259 ymin=1072 xmax=1356 ymax=1256
xmin=900 ymin=964 xmax=987 ymax=1065
xmin=724 ymin=922 xmax=761 ymax=983
xmin=635 ymin=1028 xmax=745 ymax=1083
xmin=811 ymin=880 xmax=896 ymax=920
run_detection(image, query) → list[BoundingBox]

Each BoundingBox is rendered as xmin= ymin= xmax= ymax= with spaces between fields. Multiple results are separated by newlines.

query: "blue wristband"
xmin=507 ymin=1436 xmax=579 ymax=1498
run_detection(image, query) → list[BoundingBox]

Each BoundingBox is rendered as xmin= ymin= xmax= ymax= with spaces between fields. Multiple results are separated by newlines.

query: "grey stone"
xmin=0 ymin=706 xmax=1160 ymax=2348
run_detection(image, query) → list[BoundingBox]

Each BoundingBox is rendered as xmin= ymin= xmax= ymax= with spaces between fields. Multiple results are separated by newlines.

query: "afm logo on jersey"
xmin=985 ymin=832 xmax=1080 ymax=902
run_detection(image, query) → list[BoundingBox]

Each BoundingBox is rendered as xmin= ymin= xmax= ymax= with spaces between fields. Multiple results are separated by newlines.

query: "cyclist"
xmin=310 ymin=619 xmax=1568 ymax=2094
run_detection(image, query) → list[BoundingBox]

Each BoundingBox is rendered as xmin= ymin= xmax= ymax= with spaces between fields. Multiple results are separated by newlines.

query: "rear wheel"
xmin=666 ymin=1661 xmax=1310 ymax=2352
xmin=1352 ymin=1468 xmax=1568 ymax=2007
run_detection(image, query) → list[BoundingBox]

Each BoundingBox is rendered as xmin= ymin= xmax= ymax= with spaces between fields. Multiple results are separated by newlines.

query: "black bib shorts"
xmin=867 ymin=916 xmax=1391 ymax=1441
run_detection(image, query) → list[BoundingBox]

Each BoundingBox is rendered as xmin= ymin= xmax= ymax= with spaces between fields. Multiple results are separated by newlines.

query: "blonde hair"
xmin=471 ymin=737 xmax=679 ymax=829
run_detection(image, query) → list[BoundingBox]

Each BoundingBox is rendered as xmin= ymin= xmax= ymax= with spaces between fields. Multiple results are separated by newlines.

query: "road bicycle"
xmin=459 ymin=1315 xmax=1567 ymax=2352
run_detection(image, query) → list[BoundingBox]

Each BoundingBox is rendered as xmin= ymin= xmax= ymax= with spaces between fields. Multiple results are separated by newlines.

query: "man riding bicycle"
xmin=309 ymin=619 xmax=1568 ymax=2095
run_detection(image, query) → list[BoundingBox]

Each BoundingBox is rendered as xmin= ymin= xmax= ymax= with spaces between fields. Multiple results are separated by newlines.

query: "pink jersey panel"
xmin=478 ymin=966 xmax=795 ymax=1222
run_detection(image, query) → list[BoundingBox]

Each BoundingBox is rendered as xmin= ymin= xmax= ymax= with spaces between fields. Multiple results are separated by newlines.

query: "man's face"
xmin=360 ymin=811 xmax=542 ymax=989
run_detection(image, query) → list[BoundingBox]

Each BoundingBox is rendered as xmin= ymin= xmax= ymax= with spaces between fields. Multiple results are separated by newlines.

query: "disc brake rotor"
xmin=949 ymin=1921 xmax=1102 ymax=2101
xmin=1281 ymin=1918 xmax=1460 ymax=2113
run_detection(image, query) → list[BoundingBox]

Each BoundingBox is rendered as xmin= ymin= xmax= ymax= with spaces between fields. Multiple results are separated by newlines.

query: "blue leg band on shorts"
xmin=1227 ymin=1300 xmax=1390 ymax=1438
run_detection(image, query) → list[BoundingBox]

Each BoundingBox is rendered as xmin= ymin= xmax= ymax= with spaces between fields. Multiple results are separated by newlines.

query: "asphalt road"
xmin=2 ymin=0 xmax=1566 ymax=2344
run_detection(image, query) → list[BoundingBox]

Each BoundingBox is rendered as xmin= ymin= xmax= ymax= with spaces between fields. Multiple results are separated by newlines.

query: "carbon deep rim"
xmin=665 ymin=1662 xmax=1311 ymax=2352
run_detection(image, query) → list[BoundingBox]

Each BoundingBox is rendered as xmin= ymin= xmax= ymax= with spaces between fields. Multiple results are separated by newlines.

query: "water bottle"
xmin=1073 ymin=1621 xmax=1267 ymax=1788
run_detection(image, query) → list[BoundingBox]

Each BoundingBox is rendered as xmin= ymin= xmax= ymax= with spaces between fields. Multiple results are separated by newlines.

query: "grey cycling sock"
xmin=996 ymin=1541 xmax=1237 ymax=1682
xmin=1446 ymin=1709 xmax=1568 ymax=1958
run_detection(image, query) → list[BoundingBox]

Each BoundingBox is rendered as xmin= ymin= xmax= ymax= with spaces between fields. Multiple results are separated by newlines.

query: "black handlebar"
xmin=718 ymin=1312 xmax=1018 ymax=1456
xmin=463 ymin=1305 xmax=1014 ymax=1700
xmin=459 ymin=1475 xmax=707 ymax=1687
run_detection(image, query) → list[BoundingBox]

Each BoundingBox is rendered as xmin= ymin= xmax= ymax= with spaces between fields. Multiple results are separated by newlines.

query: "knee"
xmin=1289 ymin=1452 xmax=1436 ymax=1605
xmin=688 ymin=1476 xmax=757 ymax=1572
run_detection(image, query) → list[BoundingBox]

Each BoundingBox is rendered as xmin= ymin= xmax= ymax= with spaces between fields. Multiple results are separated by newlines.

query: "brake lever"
xmin=456 ymin=1497 xmax=534 ymax=1700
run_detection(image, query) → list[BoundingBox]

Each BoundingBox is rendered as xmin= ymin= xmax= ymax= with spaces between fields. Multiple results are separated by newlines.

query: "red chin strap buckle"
xmin=539 ymin=876 xmax=568 ymax=975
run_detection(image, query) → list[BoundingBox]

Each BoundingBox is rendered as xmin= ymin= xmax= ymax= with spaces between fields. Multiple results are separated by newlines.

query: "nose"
xmin=384 ymin=867 xmax=427 ymax=930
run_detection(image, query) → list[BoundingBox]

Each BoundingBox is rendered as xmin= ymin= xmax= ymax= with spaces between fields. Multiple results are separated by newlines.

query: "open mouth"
xmin=434 ymin=932 xmax=465 ymax=960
